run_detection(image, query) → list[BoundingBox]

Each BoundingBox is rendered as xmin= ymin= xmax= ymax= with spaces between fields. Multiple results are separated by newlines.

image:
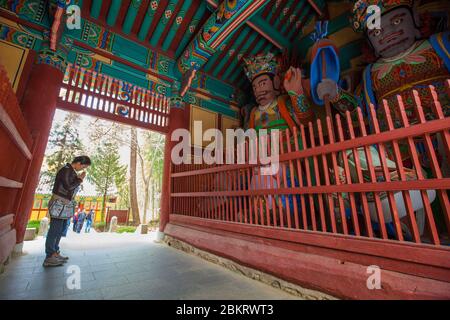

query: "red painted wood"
xmin=224 ymin=35 xmax=260 ymax=82
xmin=145 ymin=0 xmax=170 ymax=42
xmin=260 ymin=1 xmax=272 ymax=18
xmin=14 ymin=64 xmax=64 ymax=244
xmin=131 ymin=1 xmax=151 ymax=35
xmin=269 ymin=0 xmax=289 ymax=25
xmin=216 ymin=30 xmax=252 ymax=79
xmin=99 ymin=0 xmax=112 ymax=21
xmin=169 ymin=215 xmax=450 ymax=269
xmin=290 ymin=6 xmax=311 ymax=41
xmin=157 ymin=0 xmax=185 ymax=48
xmin=115 ymin=0 xmax=131 ymax=29
xmin=159 ymin=103 xmax=191 ymax=232
xmin=207 ymin=29 xmax=241 ymax=73
xmin=276 ymin=0 xmax=299 ymax=33
xmin=165 ymin=222 xmax=450 ymax=299
xmin=168 ymin=0 xmax=201 ymax=54
xmin=81 ymin=0 xmax=92 ymax=18
xmin=0 ymin=177 xmax=23 ymax=188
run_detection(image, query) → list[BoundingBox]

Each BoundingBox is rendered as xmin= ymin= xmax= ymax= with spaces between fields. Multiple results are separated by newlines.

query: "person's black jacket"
xmin=52 ymin=163 xmax=82 ymax=201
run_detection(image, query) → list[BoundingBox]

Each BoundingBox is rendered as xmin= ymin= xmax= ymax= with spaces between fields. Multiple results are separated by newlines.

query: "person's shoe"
xmin=56 ymin=252 xmax=69 ymax=261
xmin=43 ymin=256 xmax=64 ymax=267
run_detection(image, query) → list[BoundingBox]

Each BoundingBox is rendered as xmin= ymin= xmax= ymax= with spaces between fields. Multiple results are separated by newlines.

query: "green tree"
xmin=87 ymin=142 xmax=127 ymax=222
xmin=142 ymin=131 xmax=165 ymax=223
xmin=41 ymin=113 xmax=83 ymax=185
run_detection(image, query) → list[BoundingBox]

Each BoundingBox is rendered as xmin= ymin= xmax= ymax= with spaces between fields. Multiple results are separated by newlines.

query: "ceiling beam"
xmin=207 ymin=0 xmax=287 ymax=50
xmin=177 ymin=0 xmax=269 ymax=96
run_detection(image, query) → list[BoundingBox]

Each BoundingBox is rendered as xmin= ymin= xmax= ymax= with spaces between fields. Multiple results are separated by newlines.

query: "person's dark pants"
xmin=62 ymin=218 xmax=70 ymax=237
xmin=45 ymin=218 xmax=67 ymax=258
xmin=72 ymin=219 xmax=77 ymax=232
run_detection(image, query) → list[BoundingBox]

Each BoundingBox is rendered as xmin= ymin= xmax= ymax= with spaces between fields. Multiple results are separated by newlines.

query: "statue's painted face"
xmin=252 ymin=74 xmax=278 ymax=106
xmin=366 ymin=7 xmax=420 ymax=59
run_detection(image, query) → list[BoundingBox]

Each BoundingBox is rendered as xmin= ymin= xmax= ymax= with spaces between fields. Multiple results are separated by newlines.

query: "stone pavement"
xmin=0 ymin=228 xmax=299 ymax=300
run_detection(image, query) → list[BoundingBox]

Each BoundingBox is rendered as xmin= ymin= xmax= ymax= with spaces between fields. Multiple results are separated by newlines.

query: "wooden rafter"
xmin=277 ymin=0 xmax=300 ymax=32
xmin=168 ymin=0 xmax=201 ymax=54
xmin=217 ymin=30 xmax=252 ymax=78
xmin=98 ymin=0 xmax=112 ymax=21
xmin=269 ymin=0 xmax=289 ymax=25
xmin=131 ymin=1 xmax=150 ymax=34
xmin=224 ymin=35 xmax=260 ymax=82
xmin=157 ymin=0 xmax=185 ymax=48
xmin=115 ymin=0 xmax=131 ymax=29
xmin=145 ymin=0 xmax=170 ymax=42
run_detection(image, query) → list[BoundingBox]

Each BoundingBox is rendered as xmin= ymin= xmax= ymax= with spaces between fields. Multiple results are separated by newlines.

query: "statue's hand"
xmin=317 ymin=79 xmax=339 ymax=101
xmin=284 ymin=67 xmax=304 ymax=95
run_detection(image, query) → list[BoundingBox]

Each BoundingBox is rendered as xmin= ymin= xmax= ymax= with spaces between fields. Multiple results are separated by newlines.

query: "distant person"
xmin=72 ymin=209 xmax=79 ymax=232
xmin=76 ymin=209 xmax=86 ymax=233
xmin=43 ymin=156 xmax=91 ymax=267
xmin=85 ymin=209 xmax=94 ymax=233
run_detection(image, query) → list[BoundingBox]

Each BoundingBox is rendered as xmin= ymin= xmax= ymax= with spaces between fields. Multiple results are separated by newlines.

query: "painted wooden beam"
xmin=90 ymin=0 xmax=103 ymax=19
xmin=149 ymin=0 xmax=178 ymax=47
xmin=130 ymin=0 xmax=150 ymax=35
xmin=162 ymin=1 xmax=201 ymax=51
xmin=157 ymin=0 xmax=186 ymax=48
xmin=281 ymin=0 xmax=306 ymax=36
xmin=213 ymin=27 xmax=251 ymax=78
xmin=106 ymin=0 xmax=122 ymax=26
xmin=173 ymin=2 xmax=207 ymax=58
xmin=226 ymin=35 xmax=263 ymax=83
xmin=137 ymin=1 xmax=161 ymax=41
xmin=221 ymin=31 xmax=258 ymax=80
xmin=145 ymin=0 xmax=169 ymax=43
xmin=208 ymin=0 xmax=287 ymax=50
xmin=116 ymin=0 xmax=132 ymax=31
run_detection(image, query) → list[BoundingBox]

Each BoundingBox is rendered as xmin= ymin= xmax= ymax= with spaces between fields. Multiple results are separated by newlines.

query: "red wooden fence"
xmin=57 ymin=64 xmax=170 ymax=133
xmin=170 ymin=84 xmax=450 ymax=269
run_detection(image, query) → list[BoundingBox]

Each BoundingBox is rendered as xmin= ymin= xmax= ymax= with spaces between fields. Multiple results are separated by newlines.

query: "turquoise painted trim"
xmin=274 ymin=0 xmax=295 ymax=30
xmin=137 ymin=0 xmax=160 ymax=41
xmin=106 ymin=0 xmax=122 ymax=26
xmin=228 ymin=37 xmax=266 ymax=83
xmin=161 ymin=0 xmax=192 ymax=52
xmin=207 ymin=1 xmax=254 ymax=46
xmin=286 ymin=4 xmax=311 ymax=40
xmin=265 ymin=0 xmax=278 ymax=22
xmin=174 ymin=2 xmax=206 ymax=58
xmin=248 ymin=14 xmax=291 ymax=49
xmin=222 ymin=32 xmax=258 ymax=80
xmin=91 ymin=0 xmax=103 ymax=19
xmin=149 ymin=0 xmax=178 ymax=47
xmin=123 ymin=0 xmax=142 ymax=34
xmin=212 ymin=28 xmax=250 ymax=78
xmin=280 ymin=0 xmax=305 ymax=35
xmin=112 ymin=35 xmax=149 ymax=66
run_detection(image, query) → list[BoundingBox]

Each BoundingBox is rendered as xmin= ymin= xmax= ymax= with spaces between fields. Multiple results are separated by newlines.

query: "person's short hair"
xmin=72 ymin=156 xmax=91 ymax=166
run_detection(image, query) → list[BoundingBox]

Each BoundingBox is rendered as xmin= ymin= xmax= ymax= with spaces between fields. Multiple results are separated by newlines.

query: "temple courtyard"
xmin=0 ymin=228 xmax=298 ymax=300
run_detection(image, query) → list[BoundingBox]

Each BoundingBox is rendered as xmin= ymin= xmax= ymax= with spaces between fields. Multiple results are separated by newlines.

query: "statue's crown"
xmin=351 ymin=0 xmax=414 ymax=33
xmin=243 ymin=52 xmax=279 ymax=82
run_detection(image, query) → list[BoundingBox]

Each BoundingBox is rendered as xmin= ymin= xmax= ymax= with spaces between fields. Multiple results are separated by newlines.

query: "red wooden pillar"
xmin=159 ymin=98 xmax=190 ymax=235
xmin=14 ymin=63 xmax=64 ymax=248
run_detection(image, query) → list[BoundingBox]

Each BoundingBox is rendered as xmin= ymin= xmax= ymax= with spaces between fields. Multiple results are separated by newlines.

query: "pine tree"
xmin=40 ymin=113 xmax=84 ymax=187
xmin=87 ymin=141 xmax=127 ymax=222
